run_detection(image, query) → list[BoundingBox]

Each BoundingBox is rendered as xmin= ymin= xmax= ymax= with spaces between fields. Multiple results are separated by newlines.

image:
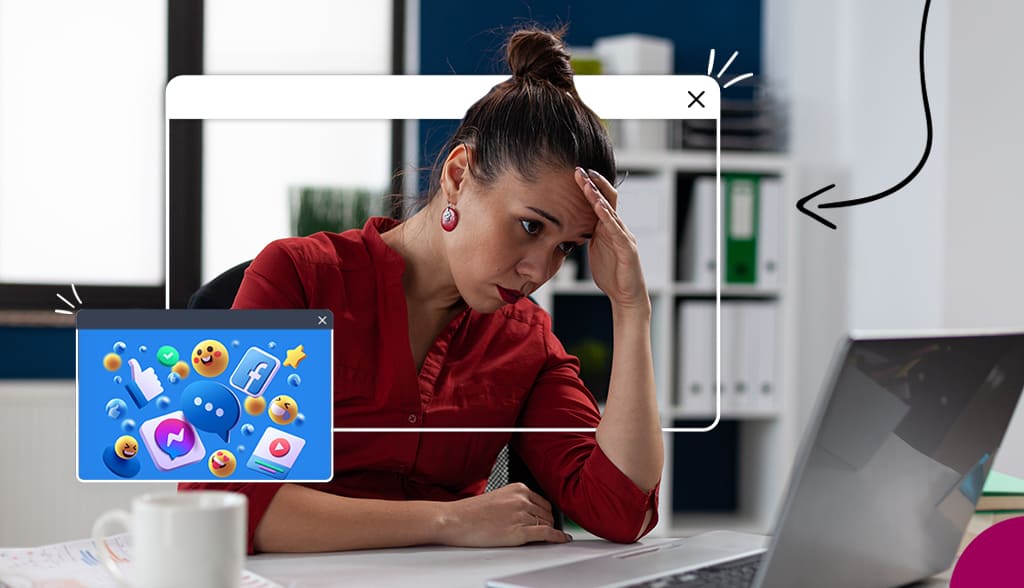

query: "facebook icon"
xmin=229 ymin=347 xmax=281 ymax=397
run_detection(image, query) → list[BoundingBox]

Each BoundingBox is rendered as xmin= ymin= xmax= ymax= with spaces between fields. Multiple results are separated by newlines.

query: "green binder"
xmin=724 ymin=174 xmax=760 ymax=284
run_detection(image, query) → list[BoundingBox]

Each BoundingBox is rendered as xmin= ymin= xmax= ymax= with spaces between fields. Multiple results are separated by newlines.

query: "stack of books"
xmin=976 ymin=470 xmax=1024 ymax=514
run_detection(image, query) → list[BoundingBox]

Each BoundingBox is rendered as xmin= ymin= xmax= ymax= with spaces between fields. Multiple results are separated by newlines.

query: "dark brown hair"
xmin=416 ymin=25 xmax=616 ymax=211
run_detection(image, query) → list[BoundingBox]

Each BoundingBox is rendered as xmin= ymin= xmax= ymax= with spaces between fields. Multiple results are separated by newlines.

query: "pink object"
xmin=440 ymin=205 xmax=458 ymax=232
xmin=951 ymin=516 xmax=1024 ymax=586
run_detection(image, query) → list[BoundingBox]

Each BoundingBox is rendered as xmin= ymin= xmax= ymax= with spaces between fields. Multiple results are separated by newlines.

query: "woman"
xmin=181 ymin=26 xmax=663 ymax=553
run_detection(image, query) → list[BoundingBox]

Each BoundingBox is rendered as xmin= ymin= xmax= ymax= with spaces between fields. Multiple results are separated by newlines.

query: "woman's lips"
xmin=497 ymin=286 xmax=523 ymax=304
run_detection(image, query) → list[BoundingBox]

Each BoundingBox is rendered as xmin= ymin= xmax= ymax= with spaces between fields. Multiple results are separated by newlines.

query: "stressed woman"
xmin=180 ymin=26 xmax=663 ymax=553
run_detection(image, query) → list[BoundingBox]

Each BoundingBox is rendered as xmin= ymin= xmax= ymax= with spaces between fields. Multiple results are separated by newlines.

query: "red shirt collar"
xmin=361 ymin=216 xmax=406 ymax=283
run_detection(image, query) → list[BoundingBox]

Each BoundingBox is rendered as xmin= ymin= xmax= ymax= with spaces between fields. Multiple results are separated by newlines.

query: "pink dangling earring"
xmin=440 ymin=202 xmax=459 ymax=232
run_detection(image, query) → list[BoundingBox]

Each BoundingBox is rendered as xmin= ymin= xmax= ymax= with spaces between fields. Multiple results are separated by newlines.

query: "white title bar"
xmin=165 ymin=75 xmax=720 ymax=120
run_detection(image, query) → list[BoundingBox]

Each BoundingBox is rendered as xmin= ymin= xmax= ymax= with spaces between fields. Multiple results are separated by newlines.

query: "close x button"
xmin=687 ymin=90 xmax=706 ymax=108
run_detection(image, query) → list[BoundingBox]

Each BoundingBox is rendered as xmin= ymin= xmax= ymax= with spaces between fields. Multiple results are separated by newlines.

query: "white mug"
xmin=91 ymin=490 xmax=247 ymax=588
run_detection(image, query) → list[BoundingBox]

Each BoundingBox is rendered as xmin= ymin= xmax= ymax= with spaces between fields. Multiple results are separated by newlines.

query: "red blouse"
xmin=180 ymin=217 xmax=659 ymax=553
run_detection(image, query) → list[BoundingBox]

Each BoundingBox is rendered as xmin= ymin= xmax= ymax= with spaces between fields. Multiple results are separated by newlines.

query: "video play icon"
xmin=268 ymin=438 xmax=291 ymax=458
xmin=246 ymin=427 xmax=305 ymax=480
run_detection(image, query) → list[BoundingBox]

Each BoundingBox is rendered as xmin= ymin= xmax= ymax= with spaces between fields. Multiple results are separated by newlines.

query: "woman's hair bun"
xmin=506 ymin=27 xmax=575 ymax=91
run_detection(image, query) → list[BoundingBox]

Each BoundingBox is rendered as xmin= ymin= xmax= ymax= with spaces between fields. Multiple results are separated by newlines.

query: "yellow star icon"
xmin=283 ymin=344 xmax=307 ymax=368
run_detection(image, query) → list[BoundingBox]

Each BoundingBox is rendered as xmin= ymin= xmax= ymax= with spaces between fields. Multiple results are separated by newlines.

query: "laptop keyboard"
xmin=626 ymin=553 xmax=763 ymax=588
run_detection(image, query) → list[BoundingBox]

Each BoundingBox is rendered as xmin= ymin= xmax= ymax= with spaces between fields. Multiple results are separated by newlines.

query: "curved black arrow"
xmin=797 ymin=0 xmax=933 ymax=230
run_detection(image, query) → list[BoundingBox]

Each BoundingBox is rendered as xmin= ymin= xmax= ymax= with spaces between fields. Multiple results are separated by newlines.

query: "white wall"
xmin=943 ymin=0 xmax=1024 ymax=330
xmin=0 ymin=381 xmax=171 ymax=547
xmin=942 ymin=0 xmax=1024 ymax=479
xmin=767 ymin=0 xmax=1024 ymax=476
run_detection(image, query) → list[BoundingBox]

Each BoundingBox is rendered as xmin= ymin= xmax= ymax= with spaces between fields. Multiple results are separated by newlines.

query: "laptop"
xmin=488 ymin=330 xmax=1024 ymax=588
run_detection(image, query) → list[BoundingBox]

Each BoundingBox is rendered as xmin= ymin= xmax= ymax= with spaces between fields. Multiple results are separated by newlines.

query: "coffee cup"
xmin=91 ymin=490 xmax=247 ymax=588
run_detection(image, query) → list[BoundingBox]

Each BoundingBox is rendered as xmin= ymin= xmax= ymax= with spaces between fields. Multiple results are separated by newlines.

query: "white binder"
xmin=678 ymin=176 xmax=717 ymax=288
xmin=616 ymin=172 xmax=671 ymax=288
xmin=676 ymin=300 xmax=715 ymax=416
xmin=720 ymin=302 xmax=779 ymax=416
xmin=751 ymin=303 xmax=779 ymax=413
xmin=720 ymin=303 xmax=743 ymax=415
xmin=757 ymin=177 xmax=782 ymax=291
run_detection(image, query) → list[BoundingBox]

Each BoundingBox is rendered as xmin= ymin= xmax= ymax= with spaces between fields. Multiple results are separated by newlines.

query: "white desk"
xmin=247 ymin=538 xmax=954 ymax=588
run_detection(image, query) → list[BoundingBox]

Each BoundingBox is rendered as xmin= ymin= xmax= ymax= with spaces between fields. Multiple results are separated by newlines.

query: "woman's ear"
xmin=441 ymin=144 xmax=473 ymax=203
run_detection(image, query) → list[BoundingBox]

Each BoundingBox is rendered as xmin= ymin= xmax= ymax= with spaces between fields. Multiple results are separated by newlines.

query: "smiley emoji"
xmin=114 ymin=435 xmax=139 ymax=460
xmin=268 ymin=394 xmax=298 ymax=426
xmin=208 ymin=449 xmax=237 ymax=478
xmin=192 ymin=339 xmax=229 ymax=377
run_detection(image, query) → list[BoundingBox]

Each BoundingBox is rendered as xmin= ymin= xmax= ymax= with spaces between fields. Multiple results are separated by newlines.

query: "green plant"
xmin=290 ymin=186 xmax=383 ymax=237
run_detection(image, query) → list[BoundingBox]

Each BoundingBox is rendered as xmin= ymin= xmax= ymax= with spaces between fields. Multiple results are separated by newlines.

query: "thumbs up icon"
xmin=125 ymin=358 xmax=164 ymax=408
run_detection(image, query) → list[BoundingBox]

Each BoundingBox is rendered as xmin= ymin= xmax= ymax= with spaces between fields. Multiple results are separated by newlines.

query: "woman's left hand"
xmin=574 ymin=167 xmax=650 ymax=313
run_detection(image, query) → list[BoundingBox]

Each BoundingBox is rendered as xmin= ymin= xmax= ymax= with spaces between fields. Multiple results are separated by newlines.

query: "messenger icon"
xmin=229 ymin=346 xmax=281 ymax=398
xmin=139 ymin=410 xmax=206 ymax=471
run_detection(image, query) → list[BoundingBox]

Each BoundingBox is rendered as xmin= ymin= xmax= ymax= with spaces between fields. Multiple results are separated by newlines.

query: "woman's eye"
xmin=520 ymin=219 xmax=542 ymax=235
xmin=559 ymin=242 xmax=578 ymax=255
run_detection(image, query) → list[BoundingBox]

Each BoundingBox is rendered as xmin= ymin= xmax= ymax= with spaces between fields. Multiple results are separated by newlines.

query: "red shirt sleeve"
xmin=510 ymin=322 xmax=660 ymax=544
xmin=178 ymin=239 xmax=307 ymax=554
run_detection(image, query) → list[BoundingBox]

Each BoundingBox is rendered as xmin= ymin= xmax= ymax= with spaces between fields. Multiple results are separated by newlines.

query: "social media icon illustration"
xmin=124 ymin=358 xmax=164 ymax=408
xmin=246 ymin=427 xmax=305 ymax=480
xmin=139 ymin=410 xmax=206 ymax=471
xmin=229 ymin=347 xmax=281 ymax=398
xmin=181 ymin=380 xmax=241 ymax=443
xmin=156 ymin=345 xmax=180 ymax=367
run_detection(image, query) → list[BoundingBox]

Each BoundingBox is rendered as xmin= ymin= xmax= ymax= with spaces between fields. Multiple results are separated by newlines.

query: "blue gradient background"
xmin=77 ymin=328 xmax=332 ymax=482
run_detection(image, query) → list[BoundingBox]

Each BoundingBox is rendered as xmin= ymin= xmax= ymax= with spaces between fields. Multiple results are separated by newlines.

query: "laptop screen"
xmin=76 ymin=309 xmax=333 ymax=482
xmin=757 ymin=332 xmax=1024 ymax=588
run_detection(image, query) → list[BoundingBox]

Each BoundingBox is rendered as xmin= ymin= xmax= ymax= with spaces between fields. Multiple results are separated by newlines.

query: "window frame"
xmin=0 ymin=0 xmax=405 ymax=311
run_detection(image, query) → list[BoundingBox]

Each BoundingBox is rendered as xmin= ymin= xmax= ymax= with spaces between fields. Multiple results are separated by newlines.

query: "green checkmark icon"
xmin=156 ymin=345 xmax=179 ymax=367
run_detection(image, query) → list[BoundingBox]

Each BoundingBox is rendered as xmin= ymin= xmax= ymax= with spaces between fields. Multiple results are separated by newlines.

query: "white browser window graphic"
xmin=166 ymin=75 xmax=721 ymax=433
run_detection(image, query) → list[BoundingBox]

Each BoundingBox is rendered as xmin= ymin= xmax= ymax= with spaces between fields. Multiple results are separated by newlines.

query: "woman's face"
xmin=445 ymin=164 xmax=598 ymax=314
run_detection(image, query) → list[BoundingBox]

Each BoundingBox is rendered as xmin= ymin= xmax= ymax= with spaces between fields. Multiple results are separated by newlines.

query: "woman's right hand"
xmin=436 ymin=483 xmax=572 ymax=547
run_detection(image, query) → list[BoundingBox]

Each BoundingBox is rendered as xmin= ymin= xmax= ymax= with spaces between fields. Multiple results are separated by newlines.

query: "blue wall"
xmin=0 ymin=327 xmax=75 ymax=379
xmin=419 ymin=1 xmax=761 ymax=77
xmin=417 ymin=0 xmax=763 ymax=183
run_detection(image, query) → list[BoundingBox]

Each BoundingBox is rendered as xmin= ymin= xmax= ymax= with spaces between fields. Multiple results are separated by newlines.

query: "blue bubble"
xmin=287 ymin=374 xmax=301 ymax=387
xmin=105 ymin=398 xmax=127 ymax=419
xmin=121 ymin=419 xmax=136 ymax=433
xmin=294 ymin=413 xmax=305 ymax=426
xmin=167 ymin=372 xmax=179 ymax=384
xmin=231 ymin=340 xmax=240 ymax=348
xmin=113 ymin=341 xmax=127 ymax=354
xmin=138 ymin=345 xmax=148 ymax=353
xmin=113 ymin=375 xmax=123 ymax=385
xmin=181 ymin=381 xmax=240 ymax=442
xmin=156 ymin=396 xmax=171 ymax=409
xmin=236 ymin=445 xmax=246 ymax=453
xmin=268 ymin=341 xmax=277 ymax=349
xmin=241 ymin=423 xmax=255 ymax=436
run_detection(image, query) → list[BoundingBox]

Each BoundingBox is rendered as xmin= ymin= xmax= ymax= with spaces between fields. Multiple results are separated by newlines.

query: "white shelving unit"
xmin=534 ymin=149 xmax=800 ymax=537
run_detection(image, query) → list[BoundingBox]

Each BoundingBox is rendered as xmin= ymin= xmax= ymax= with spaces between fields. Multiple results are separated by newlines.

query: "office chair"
xmin=190 ymin=261 xmax=564 ymax=530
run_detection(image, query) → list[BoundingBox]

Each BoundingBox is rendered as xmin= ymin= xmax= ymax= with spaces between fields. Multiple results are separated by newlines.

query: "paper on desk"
xmin=0 ymin=534 xmax=284 ymax=588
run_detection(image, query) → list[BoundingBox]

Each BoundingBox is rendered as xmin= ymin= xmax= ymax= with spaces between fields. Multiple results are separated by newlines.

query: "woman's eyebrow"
xmin=525 ymin=206 xmax=592 ymax=239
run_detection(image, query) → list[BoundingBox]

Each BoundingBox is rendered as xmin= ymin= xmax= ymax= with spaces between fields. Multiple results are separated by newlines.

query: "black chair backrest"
xmin=187 ymin=260 xmax=252 ymax=310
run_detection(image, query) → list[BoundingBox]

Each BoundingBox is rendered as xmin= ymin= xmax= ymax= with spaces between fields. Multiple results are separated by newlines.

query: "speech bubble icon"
xmin=181 ymin=380 xmax=240 ymax=443
xmin=153 ymin=416 xmax=197 ymax=460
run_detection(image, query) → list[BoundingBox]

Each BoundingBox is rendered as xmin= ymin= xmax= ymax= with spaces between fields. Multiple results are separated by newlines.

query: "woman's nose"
xmin=516 ymin=249 xmax=558 ymax=287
